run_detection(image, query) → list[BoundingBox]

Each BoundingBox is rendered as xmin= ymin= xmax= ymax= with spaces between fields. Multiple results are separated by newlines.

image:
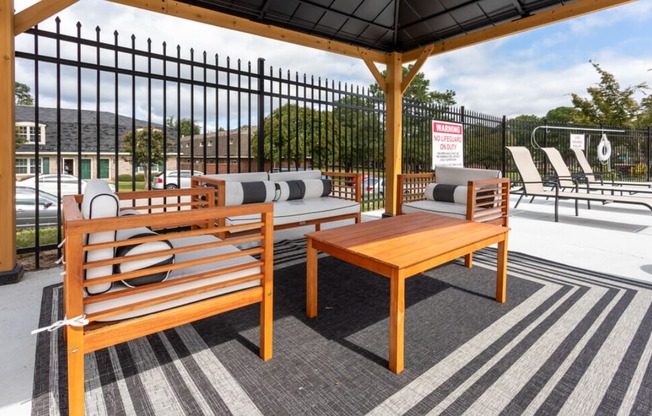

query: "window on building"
xmin=16 ymin=157 xmax=48 ymax=174
xmin=16 ymin=122 xmax=46 ymax=145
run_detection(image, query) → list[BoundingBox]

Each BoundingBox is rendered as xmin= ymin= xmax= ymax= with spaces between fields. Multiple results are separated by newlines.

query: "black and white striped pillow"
xmin=224 ymin=181 xmax=275 ymax=205
xmin=275 ymin=179 xmax=331 ymax=201
xmin=115 ymin=227 xmax=174 ymax=288
xmin=424 ymin=183 xmax=467 ymax=204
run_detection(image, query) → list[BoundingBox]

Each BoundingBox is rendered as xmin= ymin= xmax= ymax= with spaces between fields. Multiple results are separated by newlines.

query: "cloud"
xmin=14 ymin=0 xmax=652 ymax=120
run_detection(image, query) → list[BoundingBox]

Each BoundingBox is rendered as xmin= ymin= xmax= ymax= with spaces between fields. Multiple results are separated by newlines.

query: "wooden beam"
xmin=361 ymin=53 xmax=386 ymax=94
xmin=402 ymin=0 xmax=635 ymax=62
xmin=1 ymin=0 xmax=17 ymax=274
xmin=401 ymin=45 xmax=433 ymax=94
xmin=14 ymin=0 xmax=79 ymax=34
xmin=109 ymin=0 xmax=387 ymax=63
xmin=384 ymin=52 xmax=403 ymax=216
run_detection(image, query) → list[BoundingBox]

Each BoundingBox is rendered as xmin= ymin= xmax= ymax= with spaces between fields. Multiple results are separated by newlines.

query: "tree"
xmin=254 ymin=104 xmax=340 ymax=169
xmin=545 ymin=107 xmax=577 ymax=124
xmin=166 ymin=116 xmax=200 ymax=136
xmin=369 ymin=64 xmax=457 ymax=106
xmin=15 ymin=82 xmax=34 ymax=105
xmin=121 ymin=128 xmax=172 ymax=183
xmin=331 ymin=95 xmax=384 ymax=170
xmin=637 ymin=94 xmax=652 ymax=128
xmin=570 ymin=62 xmax=647 ymax=127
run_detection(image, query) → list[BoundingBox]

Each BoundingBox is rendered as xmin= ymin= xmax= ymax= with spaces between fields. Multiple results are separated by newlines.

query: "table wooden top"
xmin=305 ymin=212 xmax=509 ymax=272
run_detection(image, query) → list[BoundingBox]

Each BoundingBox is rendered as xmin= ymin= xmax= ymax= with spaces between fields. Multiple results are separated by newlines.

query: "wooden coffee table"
xmin=305 ymin=212 xmax=509 ymax=373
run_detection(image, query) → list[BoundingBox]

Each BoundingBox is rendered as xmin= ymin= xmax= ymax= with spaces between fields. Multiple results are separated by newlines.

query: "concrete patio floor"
xmin=2 ymin=193 xmax=651 ymax=415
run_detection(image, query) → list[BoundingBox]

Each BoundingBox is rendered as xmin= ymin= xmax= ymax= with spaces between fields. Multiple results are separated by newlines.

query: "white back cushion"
xmin=82 ymin=179 xmax=119 ymax=295
xmin=202 ymin=172 xmax=269 ymax=182
xmin=435 ymin=167 xmax=500 ymax=186
xmin=268 ymin=169 xmax=321 ymax=182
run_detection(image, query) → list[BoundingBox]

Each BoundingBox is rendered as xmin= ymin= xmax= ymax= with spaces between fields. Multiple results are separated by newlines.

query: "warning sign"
xmin=432 ymin=120 xmax=464 ymax=169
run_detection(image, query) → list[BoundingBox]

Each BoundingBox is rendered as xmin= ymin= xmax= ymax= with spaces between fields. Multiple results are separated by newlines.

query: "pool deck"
xmin=2 ymin=193 xmax=651 ymax=415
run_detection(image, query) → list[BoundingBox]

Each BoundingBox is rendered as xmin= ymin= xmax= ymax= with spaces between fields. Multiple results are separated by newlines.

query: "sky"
xmin=13 ymin=0 xmax=652 ymax=119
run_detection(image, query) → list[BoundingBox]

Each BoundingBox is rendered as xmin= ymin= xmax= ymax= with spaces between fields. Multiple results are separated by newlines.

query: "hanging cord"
xmin=31 ymin=315 xmax=89 ymax=334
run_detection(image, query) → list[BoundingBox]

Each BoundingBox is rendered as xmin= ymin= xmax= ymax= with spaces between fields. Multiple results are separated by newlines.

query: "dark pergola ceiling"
xmin=179 ymin=0 xmax=575 ymax=54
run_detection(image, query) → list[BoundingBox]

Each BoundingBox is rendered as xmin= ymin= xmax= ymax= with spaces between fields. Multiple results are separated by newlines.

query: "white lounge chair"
xmin=570 ymin=148 xmax=652 ymax=188
xmin=506 ymin=146 xmax=652 ymax=222
xmin=542 ymin=147 xmax=652 ymax=196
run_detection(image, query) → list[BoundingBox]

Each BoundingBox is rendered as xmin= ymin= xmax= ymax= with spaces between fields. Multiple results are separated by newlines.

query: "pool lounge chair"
xmin=570 ymin=148 xmax=652 ymax=188
xmin=541 ymin=147 xmax=652 ymax=196
xmin=506 ymin=146 xmax=652 ymax=222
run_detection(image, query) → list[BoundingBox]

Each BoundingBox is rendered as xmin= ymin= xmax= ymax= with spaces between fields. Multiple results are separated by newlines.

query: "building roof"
xmin=180 ymin=127 xmax=256 ymax=158
xmin=15 ymin=106 xmax=176 ymax=153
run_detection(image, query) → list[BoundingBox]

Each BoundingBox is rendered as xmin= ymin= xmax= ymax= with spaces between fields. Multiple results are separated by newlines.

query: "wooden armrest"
xmin=396 ymin=173 xmax=436 ymax=215
xmin=191 ymin=175 xmax=227 ymax=206
xmin=466 ymin=178 xmax=510 ymax=226
xmin=323 ymin=171 xmax=362 ymax=203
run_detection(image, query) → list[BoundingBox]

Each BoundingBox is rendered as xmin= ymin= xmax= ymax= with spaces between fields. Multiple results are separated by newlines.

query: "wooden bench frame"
xmin=396 ymin=173 xmax=511 ymax=266
xmin=62 ymin=187 xmax=274 ymax=415
xmin=192 ymin=171 xmax=362 ymax=237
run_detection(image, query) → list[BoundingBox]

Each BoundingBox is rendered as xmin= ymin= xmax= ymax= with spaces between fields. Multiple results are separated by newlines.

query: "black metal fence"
xmin=14 ymin=19 xmax=652 ymax=262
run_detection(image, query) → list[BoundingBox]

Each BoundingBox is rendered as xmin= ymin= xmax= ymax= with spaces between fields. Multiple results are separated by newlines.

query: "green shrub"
xmin=118 ymin=173 xmax=132 ymax=181
xmin=16 ymin=227 xmax=60 ymax=250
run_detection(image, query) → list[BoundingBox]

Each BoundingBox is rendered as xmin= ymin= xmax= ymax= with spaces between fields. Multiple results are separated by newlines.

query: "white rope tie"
xmin=31 ymin=315 xmax=89 ymax=335
xmin=56 ymin=238 xmax=67 ymax=265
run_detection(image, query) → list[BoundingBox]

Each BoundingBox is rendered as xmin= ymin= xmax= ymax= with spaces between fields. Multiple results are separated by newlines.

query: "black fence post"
xmin=645 ymin=126 xmax=652 ymax=182
xmin=257 ymin=58 xmax=265 ymax=172
xmin=502 ymin=115 xmax=507 ymax=176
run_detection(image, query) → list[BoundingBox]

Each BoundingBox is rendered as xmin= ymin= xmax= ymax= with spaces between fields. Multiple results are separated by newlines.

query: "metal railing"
xmin=13 ymin=19 xmax=652 ymax=262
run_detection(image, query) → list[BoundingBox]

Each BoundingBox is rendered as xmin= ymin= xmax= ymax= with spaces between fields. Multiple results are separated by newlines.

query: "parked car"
xmin=361 ymin=175 xmax=385 ymax=198
xmin=18 ymin=174 xmax=87 ymax=197
xmin=153 ymin=170 xmax=204 ymax=189
xmin=15 ymin=186 xmax=61 ymax=229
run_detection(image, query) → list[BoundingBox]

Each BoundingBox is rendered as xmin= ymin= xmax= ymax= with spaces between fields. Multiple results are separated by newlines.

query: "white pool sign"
xmin=432 ymin=120 xmax=464 ymax=168
xmin=570 ymin=133 xmax=585 ymax=150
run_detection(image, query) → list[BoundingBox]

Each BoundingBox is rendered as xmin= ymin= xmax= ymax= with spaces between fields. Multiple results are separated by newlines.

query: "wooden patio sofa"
xmin=192 ymin=170 xmax=362 ymax=238
xmin=60 ymin=180 xmax=274 ymax=415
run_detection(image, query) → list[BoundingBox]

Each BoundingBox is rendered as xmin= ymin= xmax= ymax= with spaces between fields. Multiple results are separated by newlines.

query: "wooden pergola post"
xmin=384 ymin=52 xmax=403 ymax=216
xmin=0 ymin=0 xmax=23 ymax=284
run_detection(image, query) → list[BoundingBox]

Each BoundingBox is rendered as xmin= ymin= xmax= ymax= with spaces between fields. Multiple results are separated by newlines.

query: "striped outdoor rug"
xmin=32 ymin=240 xmax=652 ymax=415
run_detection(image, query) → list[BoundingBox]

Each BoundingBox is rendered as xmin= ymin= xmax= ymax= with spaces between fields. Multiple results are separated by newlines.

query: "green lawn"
xmin=118 ymin=181 xmax=147 ymax=191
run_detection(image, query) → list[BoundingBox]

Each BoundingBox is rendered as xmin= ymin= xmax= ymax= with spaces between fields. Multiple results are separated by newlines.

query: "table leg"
xmin=496 ymin=235 xmax=508 ymax=303
xmin=389 ymin=274 xmax=405 ymax=374
xmin=306 ymin=237 xmax=318 ymax=318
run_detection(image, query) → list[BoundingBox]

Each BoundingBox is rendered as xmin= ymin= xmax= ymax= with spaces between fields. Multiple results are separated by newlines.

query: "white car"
xmin=15 ymin=186 xmax=61 ymax=229
xmin=153 ymin=170 xmax=204 ymax=189
xmin=17 ymin=174 xmax=114 ymax=197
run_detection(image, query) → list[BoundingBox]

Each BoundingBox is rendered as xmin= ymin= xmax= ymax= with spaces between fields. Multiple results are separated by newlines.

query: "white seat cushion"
xmin=226 ymin=197 xmax=359 ymax=227
xmin=401 ymin=200 xmax=467 ymax=218
xmin=85 ymin=235 xmax=261 ymax=321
